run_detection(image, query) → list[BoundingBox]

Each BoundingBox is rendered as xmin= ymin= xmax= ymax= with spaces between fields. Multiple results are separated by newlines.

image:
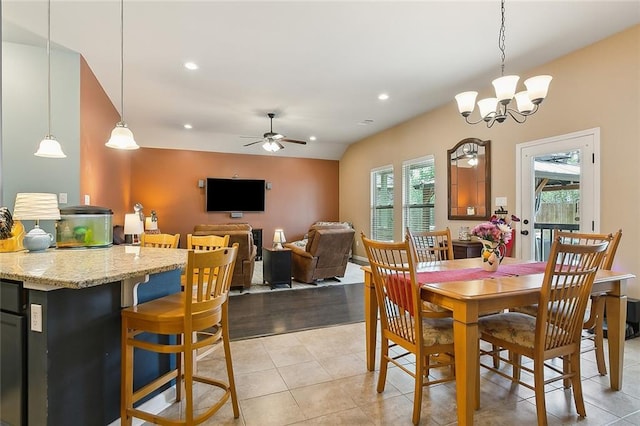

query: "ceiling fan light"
xmin=524 ymin=75 xmax=552 ymax=104
xmin=514 ymin=91 xmax=534 ymax=114
xmin=454 ymin=91 xmax=478 ymax=116
xmin=106 ymin=122 xmax=140 ymax=150
xmin=272 ymin=133 xmax=284 ymax=140
xmin=492 ymin=75 xmax=519 ymax=104
xmin=35 ymin=135 xmax=66 ymax=158
xmin=477 ymin=98 xmax=498 ymax=120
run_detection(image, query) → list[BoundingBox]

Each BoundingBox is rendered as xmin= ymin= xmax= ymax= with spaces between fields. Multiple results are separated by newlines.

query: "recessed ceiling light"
xmin=378 ymin=93 xmax=389 ymax=101
xmin=183 ymin=124 xmax=193 ymax=129
xmin=309 ymin=136 xmax=317 ymax=141
xmin=184 ymin=62 xmax=198 ymax=70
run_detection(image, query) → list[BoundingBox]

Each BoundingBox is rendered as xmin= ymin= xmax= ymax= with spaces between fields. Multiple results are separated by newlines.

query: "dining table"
xmin=362 ymin=257 xmax=635 ymax=426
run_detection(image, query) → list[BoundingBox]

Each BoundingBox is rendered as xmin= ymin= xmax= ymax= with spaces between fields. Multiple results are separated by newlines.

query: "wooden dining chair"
xmin=362 ymin=233 xmax=455 ymax=425
xmin=406 ymin=227 xmax=454 ymax=262
xmin=478 ymin=237 xmax=608 ymax=425
xmin=186 ymin=233 xmax=230 ymax=250
xmin=121 ymin=245 xmax=239 ymax=425
xmin=513 ymin=229 xmax=621 ymax=376
xmin=140 ymin=232 xmax=180 ymax=248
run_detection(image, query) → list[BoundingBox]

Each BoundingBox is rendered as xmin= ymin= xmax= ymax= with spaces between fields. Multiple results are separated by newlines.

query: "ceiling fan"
xmin=243 ymin=113 xmax=307 ymax=152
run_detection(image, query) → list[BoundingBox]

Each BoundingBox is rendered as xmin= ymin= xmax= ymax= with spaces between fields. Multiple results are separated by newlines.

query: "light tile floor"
xmin=149 ymin=323 xmax=640 ymax=425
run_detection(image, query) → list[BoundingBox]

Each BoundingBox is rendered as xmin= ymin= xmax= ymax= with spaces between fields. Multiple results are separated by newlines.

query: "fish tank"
xmin=56 ymin=206 xmax=113 ymax=248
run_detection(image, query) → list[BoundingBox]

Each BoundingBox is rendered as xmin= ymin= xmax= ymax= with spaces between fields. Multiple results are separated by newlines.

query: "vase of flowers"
xmin=471 ymin=216 xmax=515 ymax=272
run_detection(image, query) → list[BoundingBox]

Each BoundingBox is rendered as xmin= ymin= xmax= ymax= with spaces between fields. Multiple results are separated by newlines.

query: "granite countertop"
xmin=0 ymin=245 xmax=187 ymax=289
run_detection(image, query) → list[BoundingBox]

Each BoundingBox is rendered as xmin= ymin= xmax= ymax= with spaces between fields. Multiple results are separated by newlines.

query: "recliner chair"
xmin=284 ymin=223 xmax=355 ymax=284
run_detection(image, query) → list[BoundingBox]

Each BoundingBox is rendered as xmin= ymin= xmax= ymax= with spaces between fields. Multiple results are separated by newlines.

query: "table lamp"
xmin=13 ymin=193 xmax=60 ymax=252
xmin=273 ymin=229 xmax=286 ymax=250
xmin=124 ymin=213 xmax=144 ymax=245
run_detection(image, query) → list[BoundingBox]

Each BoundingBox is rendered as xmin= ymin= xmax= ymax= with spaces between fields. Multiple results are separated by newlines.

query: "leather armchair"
xmin=193 ymin=224 xmax=257 ymax=290
xmin=284 ymin=223 xmax=355 ymax=284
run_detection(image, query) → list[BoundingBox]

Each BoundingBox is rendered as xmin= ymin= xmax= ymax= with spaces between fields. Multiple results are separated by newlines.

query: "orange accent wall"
xmin=79 ymin=56 xmax=132 ymax=220
xmin=130 ymin=148 xmax=339 ymax=249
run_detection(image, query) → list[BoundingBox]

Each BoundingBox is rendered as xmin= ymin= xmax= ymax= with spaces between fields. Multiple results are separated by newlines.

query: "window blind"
xmin=402 ymin=156 xmax=435 ymax=234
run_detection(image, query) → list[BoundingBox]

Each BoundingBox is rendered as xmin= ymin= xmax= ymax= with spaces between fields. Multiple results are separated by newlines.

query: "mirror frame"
xmin=447 ymin=138 xmax=491 ymax=220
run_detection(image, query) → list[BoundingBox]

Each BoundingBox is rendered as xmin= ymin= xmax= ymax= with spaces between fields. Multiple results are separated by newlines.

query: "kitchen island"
xmin=0 ymin=245 xmax=187 ymax=426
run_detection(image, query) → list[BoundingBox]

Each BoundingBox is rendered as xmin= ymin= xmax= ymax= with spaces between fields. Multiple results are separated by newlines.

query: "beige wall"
xmin=129 ymin=148 xmax=339 ymax=249
xmin=340 ymin=25 xmax=639 ymax=296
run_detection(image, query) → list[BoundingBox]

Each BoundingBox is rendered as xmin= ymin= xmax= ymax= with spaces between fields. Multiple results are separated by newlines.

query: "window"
xmin=402 ymin=156 xmax=435 ymax=233
xmin=371 ymin=166 xmax=394 ymax=241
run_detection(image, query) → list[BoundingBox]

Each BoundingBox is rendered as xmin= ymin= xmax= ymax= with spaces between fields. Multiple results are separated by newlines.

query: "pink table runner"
xmin=417 ymin=262 xmax=547 ymax=284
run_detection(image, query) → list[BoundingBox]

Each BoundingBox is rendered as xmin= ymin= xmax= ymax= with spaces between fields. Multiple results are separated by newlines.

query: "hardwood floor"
xmin=228 ymin=282 xmax=364 ymax=340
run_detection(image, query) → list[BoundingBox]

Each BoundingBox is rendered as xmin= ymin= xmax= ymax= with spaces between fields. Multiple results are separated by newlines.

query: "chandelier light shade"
xmin=454 ymin=0 xmax=552 ymax=127
xmin=35 ymin=0 xmax=66 ymax=159
xmin=106 ymin=0 xmax=139 ymax=150
xmin=262 ymin=140 xmax=283 ymax=152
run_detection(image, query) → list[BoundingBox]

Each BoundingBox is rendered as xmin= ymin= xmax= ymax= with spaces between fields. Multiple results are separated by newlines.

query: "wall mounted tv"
xmin=205 ymin=178 xmax=266 ymax=212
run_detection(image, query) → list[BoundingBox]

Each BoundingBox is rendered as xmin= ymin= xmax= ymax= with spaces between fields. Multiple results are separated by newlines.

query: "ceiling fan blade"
xmin=281 ymin=138 xmax=307 ymax=145
xmin=275 ymin=141 xmax=285 ymax=150
xmin=243 ymin=140 xmax=263 ymax=147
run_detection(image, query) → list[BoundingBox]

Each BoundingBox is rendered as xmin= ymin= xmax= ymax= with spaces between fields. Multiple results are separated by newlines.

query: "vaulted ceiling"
xmin=3 ymin=1 xmax=639 ymax=160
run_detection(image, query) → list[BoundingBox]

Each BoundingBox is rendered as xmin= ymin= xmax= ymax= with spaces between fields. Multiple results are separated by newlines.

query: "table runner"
xmin=417 ymin=262 xmax=547 ymax=284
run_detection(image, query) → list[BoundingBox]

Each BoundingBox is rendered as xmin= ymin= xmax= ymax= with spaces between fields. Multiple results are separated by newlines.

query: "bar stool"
xmin=121 ymin=245 xmax=239 ymax=425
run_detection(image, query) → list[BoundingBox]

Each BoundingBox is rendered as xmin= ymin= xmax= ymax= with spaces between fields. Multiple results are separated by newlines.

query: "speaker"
xmin=230 ymin=212 xmax=243 ymax=218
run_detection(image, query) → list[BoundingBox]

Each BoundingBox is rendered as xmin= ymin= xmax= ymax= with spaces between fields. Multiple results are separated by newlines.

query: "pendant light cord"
xmin=119 ymin=0 xmax=125 ymax=123
xmin=498 ymin=0 xmax=506 ymax=77
xmin=47 ymin=0 xmax=52 ymax=136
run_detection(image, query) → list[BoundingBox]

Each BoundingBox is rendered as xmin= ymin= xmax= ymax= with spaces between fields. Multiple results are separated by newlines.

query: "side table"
xmin=451 ymin=239 xmax=483 ymax=259
xmin=262 ymin=247 xmax=292 ymax=289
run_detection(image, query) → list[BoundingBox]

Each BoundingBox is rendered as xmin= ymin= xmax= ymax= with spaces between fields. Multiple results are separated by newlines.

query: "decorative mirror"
xmin=447 ymin=138 xmax=491 ymax=220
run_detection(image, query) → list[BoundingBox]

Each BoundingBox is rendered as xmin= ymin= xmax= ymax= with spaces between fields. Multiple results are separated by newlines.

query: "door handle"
xmin=520 ymin=230 xmax=529 ymax=236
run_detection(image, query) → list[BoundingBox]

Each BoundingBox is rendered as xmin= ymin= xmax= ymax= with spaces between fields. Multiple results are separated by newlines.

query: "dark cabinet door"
xmin=1 ymin=311 xmax=26 ymax=426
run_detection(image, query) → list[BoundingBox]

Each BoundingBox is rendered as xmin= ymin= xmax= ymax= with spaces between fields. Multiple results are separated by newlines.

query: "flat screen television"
xmin=205 ymin=178 xmax=266 ymax=212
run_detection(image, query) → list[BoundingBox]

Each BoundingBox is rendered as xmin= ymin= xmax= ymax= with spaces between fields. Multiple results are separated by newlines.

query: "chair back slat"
xmin=537 ymin=238 xmax=608 ymax=351
xmin=187 ymin=233 xmax=230 ymax=251
xmin=406 ymin=228 xmax=453 ymax=263
xmin=362 ymin=234 xmax=422 ymax=346
xmin=184 ymin=245 xmax=237 ymax=326
xmin=140 ymin=233 xmax=180 ymax=248
xmin=554 ymin=229 xmax=621 ymax=270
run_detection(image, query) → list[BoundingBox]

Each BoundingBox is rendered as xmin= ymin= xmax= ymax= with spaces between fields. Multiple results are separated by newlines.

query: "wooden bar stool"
xmin=121 ymin=245 xmax=239 ymax=425
xmin=140 ymin=233 xmax=180 ymax=248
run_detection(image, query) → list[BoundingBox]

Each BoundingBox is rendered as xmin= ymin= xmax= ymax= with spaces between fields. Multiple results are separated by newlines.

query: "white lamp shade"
xmin=273 ymin=229 xmax=286 ymax=244
xmin=524 ymin=75 xmax=552 ymax=104
xmin=106 ymin=123 xmax=140 ymax=150
xmin=492 ymin=75 xmax=520 ymax=103
xmin=477 ymin=98 xmax=498 ymax=119
xmin=13 ymin=193 xmax=60 ymax=221
xmin=35 ymin=136 xmax=66 ymax=158
xmin=124 ymin=213 xmax=144 ymax=235
xmin=145 ymin=217 xmax=158 ymax=231
xmin=514 ymin=91 xmax=535 ymax=113
xmin=454 ymin=91 xmax=478 ymax=115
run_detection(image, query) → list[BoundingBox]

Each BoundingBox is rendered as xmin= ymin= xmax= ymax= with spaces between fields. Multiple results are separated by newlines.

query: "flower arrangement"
xmin=471 ymin=215 xmax=519 ymax=270
xmin=471 ymin=214 xmax=520 ymax=248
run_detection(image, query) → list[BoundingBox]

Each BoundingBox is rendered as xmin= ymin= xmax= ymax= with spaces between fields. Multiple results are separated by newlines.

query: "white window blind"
xmin=402 ymin=156 xmax=435 ymax=233
xmin=371 ymin=166 xmax=394 ymax=241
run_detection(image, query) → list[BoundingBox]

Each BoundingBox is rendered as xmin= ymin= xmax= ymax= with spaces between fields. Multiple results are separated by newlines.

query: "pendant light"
xmin=454 ymin=0 xmax=552 ymax=128
xmin=34 ymin=0 xmax=66 ymax=158
xmin=106 ymin=0 xmax=139 ymax=150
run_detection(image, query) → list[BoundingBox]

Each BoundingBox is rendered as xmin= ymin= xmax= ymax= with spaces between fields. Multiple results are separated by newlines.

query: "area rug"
xmin=229 ymin=260 xmax=364 ymax=295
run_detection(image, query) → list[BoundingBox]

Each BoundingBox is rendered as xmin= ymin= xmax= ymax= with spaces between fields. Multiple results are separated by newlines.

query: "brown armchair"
xmin=193 ymin=224 xmax=257 ymax=290
xmin=284 ymin=223 xmax=355 ymax=284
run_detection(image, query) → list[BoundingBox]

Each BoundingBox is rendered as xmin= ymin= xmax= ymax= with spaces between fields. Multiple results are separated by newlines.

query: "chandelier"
xmin=454 ymin=0 xmax=552 ymax=128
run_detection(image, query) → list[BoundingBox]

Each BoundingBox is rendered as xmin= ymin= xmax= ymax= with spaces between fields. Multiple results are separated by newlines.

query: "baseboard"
xmin=108 ymin=386 xmax=176 ymax=426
